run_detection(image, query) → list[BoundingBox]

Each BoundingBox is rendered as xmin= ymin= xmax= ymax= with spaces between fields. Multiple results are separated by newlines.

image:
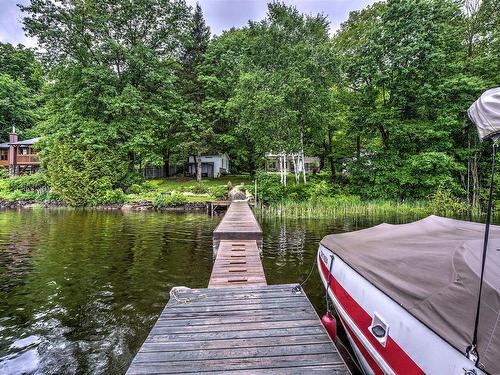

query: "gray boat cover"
xmin=468 ymin=87 xmax=500 ymax=141
xmin=320 ymin=216 xmax=500 ymax=374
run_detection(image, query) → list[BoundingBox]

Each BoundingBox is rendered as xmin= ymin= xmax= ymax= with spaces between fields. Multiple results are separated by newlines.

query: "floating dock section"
xmin=210 ymin=200 xmax=266 ymax=287
xmin=127 ymin=201 xmax=351 ymax=375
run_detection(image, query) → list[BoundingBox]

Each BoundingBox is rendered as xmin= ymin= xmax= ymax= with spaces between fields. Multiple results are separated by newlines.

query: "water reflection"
xmin=0 ymin=209 xmax=478 ymax=374
xmin=0 ymin=209 xmax=219 ymax=375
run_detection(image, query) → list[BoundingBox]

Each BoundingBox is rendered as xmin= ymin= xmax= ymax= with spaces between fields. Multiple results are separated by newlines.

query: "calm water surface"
xmin=0 ymin=209 xmax=471 ymax=374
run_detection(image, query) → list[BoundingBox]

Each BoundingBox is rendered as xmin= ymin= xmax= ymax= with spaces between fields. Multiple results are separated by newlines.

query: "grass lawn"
xmin=149 ymin=175 xmax=254 ymax=192
xmin=127 ymin=175 xmax=254 ymax=204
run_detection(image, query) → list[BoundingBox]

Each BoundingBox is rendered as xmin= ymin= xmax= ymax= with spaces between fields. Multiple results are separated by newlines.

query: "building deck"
xmin=126 ymin=284 xmax=350 ymax=375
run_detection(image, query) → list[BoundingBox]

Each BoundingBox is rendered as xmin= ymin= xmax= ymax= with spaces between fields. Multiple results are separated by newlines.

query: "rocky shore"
xmin=0 ymin=200 xmax=211 ymax=211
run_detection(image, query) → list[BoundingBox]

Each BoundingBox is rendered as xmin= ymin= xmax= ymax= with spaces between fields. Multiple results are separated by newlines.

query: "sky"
xmin=0 ymin=0 xmax=376 ymax=48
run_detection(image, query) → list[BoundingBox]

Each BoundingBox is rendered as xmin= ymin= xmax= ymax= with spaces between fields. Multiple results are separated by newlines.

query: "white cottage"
xmin=187 ymin=154 xmax=230 ymax=178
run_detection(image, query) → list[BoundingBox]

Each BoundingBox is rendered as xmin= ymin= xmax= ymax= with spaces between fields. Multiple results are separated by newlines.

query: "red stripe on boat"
xmin=320 ymin=257 xmax=425 ymax=375
xmin=338 ymin=313 xmax=385 ymax=375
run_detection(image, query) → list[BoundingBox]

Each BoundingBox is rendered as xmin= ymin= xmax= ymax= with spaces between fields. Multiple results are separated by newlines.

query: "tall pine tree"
xmin=177 ymin=3 xmax=212 ymax=181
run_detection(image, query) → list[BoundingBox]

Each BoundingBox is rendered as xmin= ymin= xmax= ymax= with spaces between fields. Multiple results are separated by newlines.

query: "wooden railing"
xmin=16 ymin=155 xmax=40 ymax=164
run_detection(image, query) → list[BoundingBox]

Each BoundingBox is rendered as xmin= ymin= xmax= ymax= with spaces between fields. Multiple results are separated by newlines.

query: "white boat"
xmin=317 ymin=216 xmax=500 ymax=375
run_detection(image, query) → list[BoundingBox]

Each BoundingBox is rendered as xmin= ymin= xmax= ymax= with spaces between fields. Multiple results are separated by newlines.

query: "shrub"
xmin=5 ymin=190 xmax=37 ymax=201
xmin=307 ymin=180 xmax=333 ymax=199
xmin=153 ymin=192 xmax=188 ymax=208
xmin=128 ymin=184 xmax=143 ymax=194
xmin=190 ymin=183 xmax=210 ymax=194
xmin=99 ymin=189 xmax=127 ymax=205
xmin=35 ymin=191 xmax=63 ymax=203
xmin=141 ymin=181 xmax=157 ymax=192
xmin=286 ymin=183 xmax=310 ymax=201
xmin=46 ymin=142 xmax=131 ymax=206
xmin=6 ymin=173 xmax=48 ymax=192
xmin=256 ymin=172 xmax=285 ymax=204
xmin=0 ymin=168 xmax=8 ymax=179
xmin=210 ymin=185 xmax=229 ymax=200
xmin=429 ymin=190 xmax=467 ymax=216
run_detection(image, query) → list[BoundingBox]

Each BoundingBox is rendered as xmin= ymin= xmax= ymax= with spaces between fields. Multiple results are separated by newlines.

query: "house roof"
xmin=0 ymin=143 xmax=8 ymax=148
xmin=10 ymin=137 xmax=40 ymax=146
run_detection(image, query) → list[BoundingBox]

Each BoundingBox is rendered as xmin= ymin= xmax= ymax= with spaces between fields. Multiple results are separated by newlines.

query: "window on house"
xmin=0 ymin=149 xmax=7 ymax=161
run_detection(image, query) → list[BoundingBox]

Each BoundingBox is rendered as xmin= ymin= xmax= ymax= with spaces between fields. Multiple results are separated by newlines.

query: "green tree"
xmin=176 ymin=3 xmax=212 ymax=181
xmin=0 ymin=74 xmax=38 ymax=141
xmin=0 ymin=43 xmax=42 ymax=141
xmin=228 ymin=3 xmax=335 ymax=181
xmin=0 ymin=42 xmax=42 ymax=91
xmin=334 ymin=0 xmax=497 ymax=200
xmin=199 ymin=28 xmax=251 ymax=172
xmin=21 ymin=0 xmax=191 ymax=197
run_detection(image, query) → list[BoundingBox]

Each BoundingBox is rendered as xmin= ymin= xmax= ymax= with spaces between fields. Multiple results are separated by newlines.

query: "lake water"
xmin=0 ymin=209 xmax=466 ymax=374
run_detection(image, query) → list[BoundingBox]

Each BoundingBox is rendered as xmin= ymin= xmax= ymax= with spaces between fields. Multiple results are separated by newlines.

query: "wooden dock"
xmin=208 ymin=240 xmax=266 ymax=288
xmin=212 ymin=200 xmax=263 ymax=253
xmin=126 ymin=201 xmax=351 ymax=375
xmin=126 ymin=284 xmax=350 ymax=374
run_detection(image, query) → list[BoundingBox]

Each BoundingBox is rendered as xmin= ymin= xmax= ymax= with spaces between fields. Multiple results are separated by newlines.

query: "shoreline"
xmin=0 ymin=200 xmax=212 ymax=212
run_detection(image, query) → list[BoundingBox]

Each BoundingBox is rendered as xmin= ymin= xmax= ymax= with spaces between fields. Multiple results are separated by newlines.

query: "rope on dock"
xmin=169 ymin=286 xmax=207 ymax=304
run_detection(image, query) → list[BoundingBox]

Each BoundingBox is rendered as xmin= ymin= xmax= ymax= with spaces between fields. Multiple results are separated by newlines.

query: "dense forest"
xmin=0 ymin=0 xmax=499 ymax=207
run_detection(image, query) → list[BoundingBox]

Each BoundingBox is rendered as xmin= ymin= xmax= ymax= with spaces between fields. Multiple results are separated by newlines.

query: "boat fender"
xmin=321 ymin=312 xmax=337 ymax=342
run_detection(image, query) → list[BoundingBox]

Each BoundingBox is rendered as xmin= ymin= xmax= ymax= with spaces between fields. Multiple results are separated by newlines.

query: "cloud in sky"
xmin=0 ymin=0 xmax=376 ymax=48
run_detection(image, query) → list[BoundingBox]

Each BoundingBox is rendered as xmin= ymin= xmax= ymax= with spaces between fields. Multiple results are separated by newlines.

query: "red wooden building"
xmin=0 ymin=130 xmax=40 ymax=175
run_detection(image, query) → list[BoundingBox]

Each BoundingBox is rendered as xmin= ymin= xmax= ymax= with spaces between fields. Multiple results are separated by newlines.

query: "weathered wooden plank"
xmin=140 ymin=334 xmax=331 ymax=352
xmin=127 ymin=353 xmax=346 ymax=374
xmin=164 ymin=302 xmax=310 ymax=314
xmin=212 ymin=201 xmax=263 ymax=253
xmin=171 ymin=283 xmax=297 ymax=297
xmin=157 ymin=306 xmax=314 ymax=319
xmin=146 ymin=326 xmax=328 ymax=342
xmin=176 ymin=366 xmax=349 ymax=375
xmin=154 ymin=312 xmax=316 ymax=327
xmin=150 ymin=319 xmax=322 ymax=335
xmin=208 ymin=239 xmax=266 ymax=288
xmin=163 ymin=296 xmax=308 ymax=309
xmin=132 ymin=343 xmax=340 ymax=363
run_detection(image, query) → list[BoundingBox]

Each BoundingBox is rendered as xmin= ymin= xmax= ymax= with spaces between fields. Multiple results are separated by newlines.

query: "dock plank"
xmin=212 ymin=201 xmax=263 ymax=252
xmin=209 ymin=239 xmax=266 ymax=287
xmin=127 ymin=284 xmax=350 ymax=375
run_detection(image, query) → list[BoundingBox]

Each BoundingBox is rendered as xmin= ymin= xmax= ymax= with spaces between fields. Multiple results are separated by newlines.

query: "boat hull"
xmin=317 ymin=245 xmax=485 ymax=375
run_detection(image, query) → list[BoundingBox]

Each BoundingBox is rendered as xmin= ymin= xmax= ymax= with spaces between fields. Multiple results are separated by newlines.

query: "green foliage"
xmin=0 ymin=73 xmax=39 ymax=141
xmin=99 ymin=189 xmax=127 ymax=205
xmin=428 ymin=190 xmax=468 ymax=216
xmin=0 ymin=189 xmax=63 ymax=203
xmin=153 ymin=192 xmax=188 ymax=208
xmin=210 ymin=185 xmax=229 ymax=200
xmin=5 ymin=173 xmax=48 ymax=192
xmin=45 ymin=143 xmax=130 ymax=206
xmin=257 ymin=196 xmax=430 ymax=219
xmin=9 ymin=0 xmax=498 ymax=208
xmin=0 ymin=43 xmax=42 ymax=141
xmin=0 ymin=168 xmax=9 ymax=179
xmin=256 ymin=172 xmax=286 ymax=204
xmin=190 ymin=183 xmax=210 ymax=194
xmin=349 ymin=151 xmax=465 ymax=200
xmin=0 ymin=42 xmax=42 ymax=92
xmin=128 ymin=184 xmax=144 ymax=195
xmin=308 ymin=180 xmax=334 ymax=199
